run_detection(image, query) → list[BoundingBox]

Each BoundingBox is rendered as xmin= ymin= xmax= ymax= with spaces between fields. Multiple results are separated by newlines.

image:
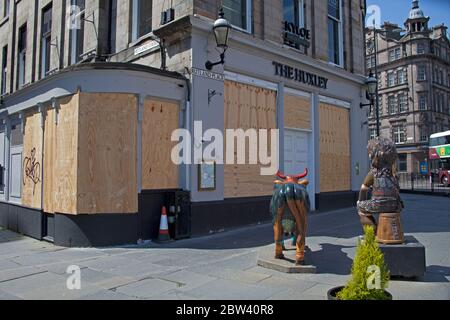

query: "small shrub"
xmin=337 ymin=226 xmax=390 ymax=300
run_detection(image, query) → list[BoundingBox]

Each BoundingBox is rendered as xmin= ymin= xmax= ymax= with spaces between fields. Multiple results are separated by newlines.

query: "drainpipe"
xmin=3 ymin=117 xmax=10 ymax=202
xmin=182 ymin=68 xmax=191 ymax=191
xmin=38 ymin=102 xmax=46 ymax=215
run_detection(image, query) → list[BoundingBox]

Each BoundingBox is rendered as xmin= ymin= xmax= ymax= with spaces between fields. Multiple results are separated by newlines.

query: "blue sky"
xmin=366 ymin=0 xmax=450 ymax=30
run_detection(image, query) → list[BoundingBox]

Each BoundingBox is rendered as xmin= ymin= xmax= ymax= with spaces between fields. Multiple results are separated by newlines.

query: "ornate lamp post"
xmin=205 ymin=8 xmax=231 ymax=70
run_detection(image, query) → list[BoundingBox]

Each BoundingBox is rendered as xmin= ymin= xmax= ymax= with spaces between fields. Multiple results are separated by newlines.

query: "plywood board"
xmin=319 ymin=103 xmax=351 ymax=193
xmin=77 ymin=92 xmax=138 ymax=214
xmin=142 ymin=99 xmax=180 ymax=190
xmin=43 ymin=95 xmax=80 ymax=214
xmin=22 ymin=110 xmax=43 ymax=209
xmin=284 ymin=95 xmax=311 ymax=130
xmin=224 ymin=81 xmax=278 ymax=198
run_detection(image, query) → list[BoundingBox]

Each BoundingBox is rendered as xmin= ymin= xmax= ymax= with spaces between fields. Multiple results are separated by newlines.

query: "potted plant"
xmin=327 ymin=226 xmax=392 ymax=300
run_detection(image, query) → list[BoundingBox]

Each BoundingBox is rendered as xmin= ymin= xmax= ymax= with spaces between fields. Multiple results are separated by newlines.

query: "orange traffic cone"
xmin=157 ymin=207 xmax=171 ymax=242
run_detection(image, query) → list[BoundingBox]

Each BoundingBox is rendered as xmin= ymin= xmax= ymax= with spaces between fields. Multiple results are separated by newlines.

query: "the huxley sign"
xmin=273 ymin=61 xmax=329 ymax=89
xmin=283 ymin=21 xmax=311 ymax=48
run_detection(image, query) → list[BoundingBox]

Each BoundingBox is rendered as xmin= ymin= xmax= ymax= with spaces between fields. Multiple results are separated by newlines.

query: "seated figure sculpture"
xmin=357 ymin=138 xmax=405 ymax=244
xmin=270 ymin=169 xmax=310 ymax=265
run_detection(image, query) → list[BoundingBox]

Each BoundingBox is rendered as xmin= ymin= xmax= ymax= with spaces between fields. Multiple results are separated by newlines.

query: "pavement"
xmin=0 ymin=193 xmax=449 ymax=300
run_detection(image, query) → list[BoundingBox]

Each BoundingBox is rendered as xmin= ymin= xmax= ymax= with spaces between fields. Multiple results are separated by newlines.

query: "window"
xmin=395 ymin=48 xmax=401 ymax=60
xmin=9 ymin=120 xmax=23 ymax=202
xmin=41 ymin=4 xmax=52 ymax=79
xmin=388 ymin=96 xmax=397 ymax=114
xmin=132 ymin=0 xmax=152 ymax=41
xmin=417 ymin=65 xmax=426 ymax=81
xmin=397 ymin=69 xmax=407 ymax=85
xmin=392 ymin=125 xmax=406 ymax=144
xmin=388 ymin=50 xmax=395 ymax=62
xmin=417 ymin=43 xmax=425 ymax=54
xmin=420 ymin=127 xmax=428 ymax=142
xmin=387 ymin=72 xmax=395 ymax=87
xmin=398 ymin=94 xmax=408 ymax=113
xmin=283 ymin=0 xmax=305 ymax=51
xmin=419 ymin=94 xmax=427 ymax=110
xmin=223 ymin=0 xmax=251 ymax=32
xmin=366 ymin=56 xmax=375 ymax=69
xmin=70 ymin=0 xmax=85 ymax=64
xmin=439 ymin=70 xmax=444 ymax=85
xmin=3 ymin=0 xmax=9 ymax=17
xmin=369 ymin=128 xmax=377 ymax=140
xmin=328 ymin=0 xmax=342 ymax=66
xmin=1 ymin=45 xmax=7 ymax=95
xmin=448 ymin=96 xmax=450 ymax=115
xmin=17 ymin=24 xmax=27 ymax=89
xmin=108 ymin=0 xmax=117 ymax=54
xmin=397 ymin=154 xmax=407 ymax=172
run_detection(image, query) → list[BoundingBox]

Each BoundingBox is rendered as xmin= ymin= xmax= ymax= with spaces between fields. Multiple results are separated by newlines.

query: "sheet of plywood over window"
xmin=224 ymin=80 xmax=277 ymax=198
xmin=284 ymin=94 xmax=311 ymax=130
xmin=77 ymin=92 xmax=138 ymax=214
xmin=43 ymin=95 xmax=79 ymax=214
xmin=319 ymin=103 xmax=351 ymax=193
xmin=22 ymin=110 xmax=43 ymax=209
xmin=142 ymin=99 xmax=179 ymax=190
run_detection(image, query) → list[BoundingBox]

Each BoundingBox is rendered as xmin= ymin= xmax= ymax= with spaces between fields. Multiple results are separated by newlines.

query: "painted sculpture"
xmin=357 ymin=138 xmax=405 ymax=244
xmin=270 ymin=169 xmax=310 ymax=265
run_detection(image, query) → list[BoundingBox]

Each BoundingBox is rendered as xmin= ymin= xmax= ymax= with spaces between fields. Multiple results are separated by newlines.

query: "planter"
xmin=327 ymin=286 xmax=393 ymax=300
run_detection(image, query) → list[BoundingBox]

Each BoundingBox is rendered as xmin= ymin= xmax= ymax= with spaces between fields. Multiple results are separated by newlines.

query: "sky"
xmin=366 ymin=0 xmax=450 ymax=30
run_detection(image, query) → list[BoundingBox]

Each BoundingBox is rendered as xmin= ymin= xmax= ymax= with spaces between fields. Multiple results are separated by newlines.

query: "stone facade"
xmin=0 ymin=0 xmax=366 ymax=96
xmin=365 ymin=0 xmax=450 ymax=174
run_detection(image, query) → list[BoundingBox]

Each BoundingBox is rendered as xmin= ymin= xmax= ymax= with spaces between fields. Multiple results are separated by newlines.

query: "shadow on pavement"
xmin=309 ymin=243 xmax=354 ymax=275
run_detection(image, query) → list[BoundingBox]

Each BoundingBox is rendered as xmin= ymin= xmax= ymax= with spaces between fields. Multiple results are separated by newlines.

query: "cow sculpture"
xmin=270 ymin=169 xmax=311 ymax=265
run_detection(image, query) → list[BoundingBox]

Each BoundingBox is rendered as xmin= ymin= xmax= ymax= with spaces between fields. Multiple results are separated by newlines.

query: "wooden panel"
xmin=22 ymin=110 xmax=43 ymax=209
xmin=224 ymin=81 xmax=277 ymax=198
xmin=43 ymin=95 xmax=79 ymax=214
xmin=142 ymin=99 xmax=179 ymax=190
xmin=319 ymin=103 xmax=351 ymax=193
xmin=284 ymin=94 xmax=311 ymax=129
xmin=77 ymin=93 xmax=138 ymax=214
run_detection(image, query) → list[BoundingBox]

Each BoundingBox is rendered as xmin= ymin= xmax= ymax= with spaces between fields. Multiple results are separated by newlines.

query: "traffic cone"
xmin=157 ymin=206 xmax=171 ymax=242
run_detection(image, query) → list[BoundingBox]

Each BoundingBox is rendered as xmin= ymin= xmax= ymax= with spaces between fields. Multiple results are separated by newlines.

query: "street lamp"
xmin=361 ymin=72 xmax=380 ymax=136
xmin=205 ymin=8 xmax=231 ymax=70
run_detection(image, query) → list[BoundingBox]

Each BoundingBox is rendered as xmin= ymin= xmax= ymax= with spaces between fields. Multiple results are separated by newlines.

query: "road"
xmin=0 ymin=194 xmax=449 ymax=300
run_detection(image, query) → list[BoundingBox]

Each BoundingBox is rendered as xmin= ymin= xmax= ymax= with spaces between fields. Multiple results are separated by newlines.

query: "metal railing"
xmin=398 ymin=173 xmax=450 ymax=195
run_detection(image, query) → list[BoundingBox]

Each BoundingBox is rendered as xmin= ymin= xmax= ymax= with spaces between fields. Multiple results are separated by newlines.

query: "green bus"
xmin=429 ymin=131 xmax=450 ymax=187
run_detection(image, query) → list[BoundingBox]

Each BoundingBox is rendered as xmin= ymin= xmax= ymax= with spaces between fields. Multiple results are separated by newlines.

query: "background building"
xmin=365 ymin=0 xmax=450 ymax=174
xmin=0 ymin=0 xmax=369 ymax=246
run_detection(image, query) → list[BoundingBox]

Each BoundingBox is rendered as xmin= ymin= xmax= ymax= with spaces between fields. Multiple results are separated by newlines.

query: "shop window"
xmin=70 ymin=0 xmax=85 ymax=64
xmin=0 ymin=125 xmax=4 ymax=191
xmin=17 ymin=24 xmax=27 ymax=89
xmin=397 ymin=154 xmax=407 ymax=173
xmin=223 ymin=0 xmax=252 ymax=32
xmin=327 ymin=0 xmax=342 ymax=66
xmin=41 ymin=4 xmax=52 ymax=78
xmin=131 ymin=0 xmax=152 ymax=41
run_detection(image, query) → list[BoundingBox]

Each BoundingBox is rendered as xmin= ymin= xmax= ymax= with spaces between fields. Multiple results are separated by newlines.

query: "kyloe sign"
xmin=283 ymin=21 xmax=311 ymax=48
xmin=273 ymin=61 xmax=329 ymax=89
